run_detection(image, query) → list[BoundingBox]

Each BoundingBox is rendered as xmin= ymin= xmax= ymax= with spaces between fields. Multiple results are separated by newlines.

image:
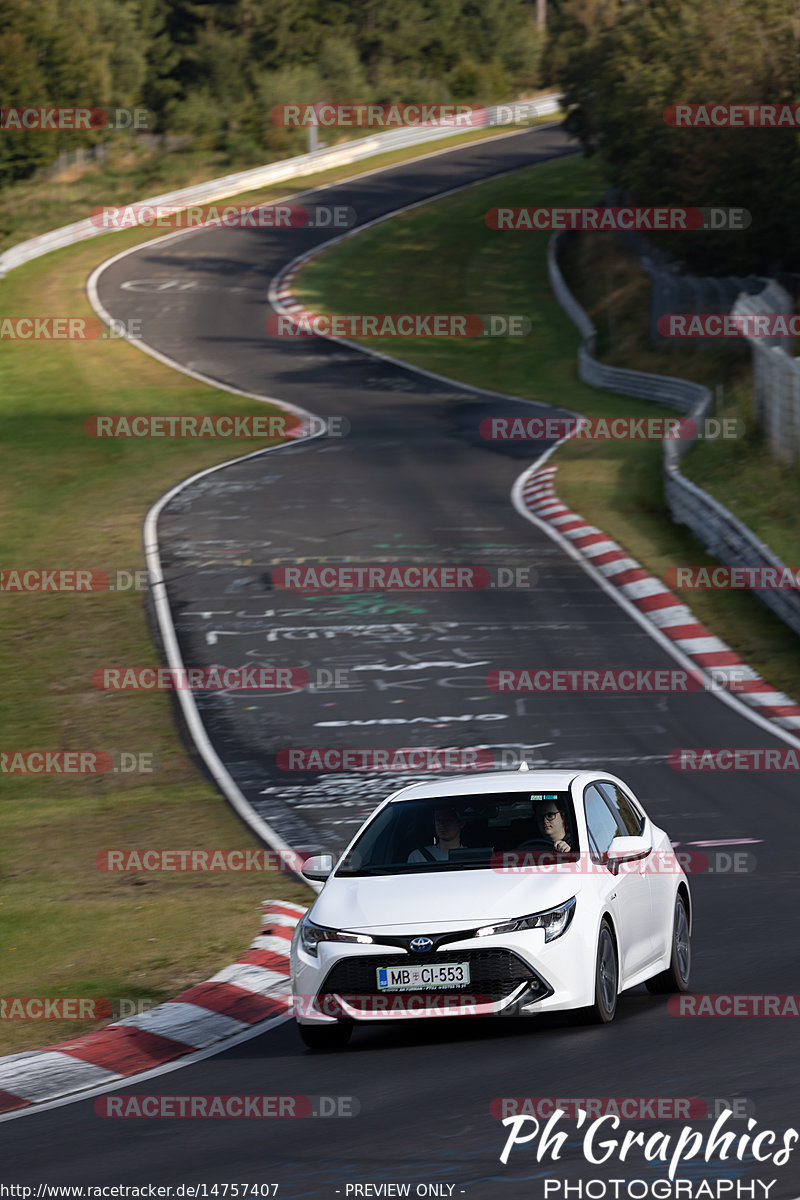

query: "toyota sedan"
xmin=290 ymin=767 xmax=691 ymax=1048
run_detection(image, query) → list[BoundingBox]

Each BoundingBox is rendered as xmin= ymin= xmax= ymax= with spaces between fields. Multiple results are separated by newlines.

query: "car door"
xmin=583 ymin=783 xmax=655 ymax=980
xmin=600 ymin=780 xmax=674 ymax=959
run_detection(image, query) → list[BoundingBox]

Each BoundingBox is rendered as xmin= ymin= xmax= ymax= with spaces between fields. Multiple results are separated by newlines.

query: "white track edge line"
xmin=87 ymin=259 xmax=326 ymax=884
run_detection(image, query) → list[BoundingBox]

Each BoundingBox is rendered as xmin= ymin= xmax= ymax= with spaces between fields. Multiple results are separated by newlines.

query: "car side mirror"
xmin=301 ymin=854 xmax=334 ymax=882
xmin=606 ymin=835 xmax=652 ymax=873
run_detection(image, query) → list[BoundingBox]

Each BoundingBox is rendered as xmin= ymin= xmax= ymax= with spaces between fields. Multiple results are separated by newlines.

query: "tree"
xmin=547 ymin=0 xmax=800 ymax=273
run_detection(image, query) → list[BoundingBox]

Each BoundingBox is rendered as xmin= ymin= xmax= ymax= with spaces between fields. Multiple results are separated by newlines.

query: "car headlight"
xmin=475 ymin=896 xmax=576 ymax=943
xmin=296 ymin=916 xmax=374 ymax=958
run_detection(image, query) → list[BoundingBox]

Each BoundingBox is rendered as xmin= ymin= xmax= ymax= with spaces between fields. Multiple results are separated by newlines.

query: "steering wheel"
xmin=514 ymin=838 xmax=560 ymax=851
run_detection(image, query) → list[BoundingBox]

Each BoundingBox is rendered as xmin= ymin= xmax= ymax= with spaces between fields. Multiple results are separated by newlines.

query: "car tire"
xmin=297 ymin=1021 xmax=353 ymax=1050
xmin=570 ymin=919 xmax=618 ymax=1025
xmin=646 ymin=893 xmax=691 ymax=995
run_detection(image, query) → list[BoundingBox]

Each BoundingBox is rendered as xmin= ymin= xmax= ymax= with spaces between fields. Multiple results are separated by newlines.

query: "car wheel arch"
xmin=600 ymin=911 xmax=618 ymax=952
xmin=596 ymin=912 xmax=619 ymax=979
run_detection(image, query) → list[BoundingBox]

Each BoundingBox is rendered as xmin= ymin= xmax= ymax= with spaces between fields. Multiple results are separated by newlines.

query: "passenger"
xmin=408 ymin=805 xmax=466 ymax=863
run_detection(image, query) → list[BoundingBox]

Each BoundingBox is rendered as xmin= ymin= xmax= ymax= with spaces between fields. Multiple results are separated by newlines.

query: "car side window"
xmin=583 ymin=784 xmax=622 ymax=861
xmin=598 ymin=782 xmax=644 ymax=836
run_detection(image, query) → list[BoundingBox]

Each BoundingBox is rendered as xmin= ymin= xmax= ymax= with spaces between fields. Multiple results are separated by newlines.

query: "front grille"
xmin=319 ymin=947 xmax=540 ymax=1006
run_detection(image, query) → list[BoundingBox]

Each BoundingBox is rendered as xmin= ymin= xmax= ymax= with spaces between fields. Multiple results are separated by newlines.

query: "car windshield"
xmin=335 ymin=791 xmax=580 ymax=876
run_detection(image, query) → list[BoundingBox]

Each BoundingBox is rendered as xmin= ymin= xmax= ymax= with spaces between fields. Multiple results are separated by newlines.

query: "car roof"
xmin=387 ymin=768 xmax=582 ymax=802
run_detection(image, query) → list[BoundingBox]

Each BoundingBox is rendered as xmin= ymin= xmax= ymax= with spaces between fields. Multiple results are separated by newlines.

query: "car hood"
xmin=310 ymin=869 xmax=582 ymax=932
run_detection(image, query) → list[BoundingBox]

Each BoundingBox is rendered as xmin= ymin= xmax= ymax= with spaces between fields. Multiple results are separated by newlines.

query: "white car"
xmin=290 ymin=768 xmax=691 ymax=1048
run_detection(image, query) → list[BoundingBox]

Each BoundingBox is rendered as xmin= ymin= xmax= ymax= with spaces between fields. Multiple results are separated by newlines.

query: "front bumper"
xmin=292 ymin=927 xmax=592 ymax=1025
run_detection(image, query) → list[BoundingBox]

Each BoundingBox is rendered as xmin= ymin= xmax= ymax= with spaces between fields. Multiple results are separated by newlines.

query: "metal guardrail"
xmin=731 ymin=280 xmax=800 ymax=464
xmin=547 ymin=231 xmax=800 ymax=639
xmin=548 ymin=233 xmax=709 ymax=411
xmin=595 ymin=187 xmax=769 ymax=343
xmin=0 ymin=94 xmax=562 ymax=279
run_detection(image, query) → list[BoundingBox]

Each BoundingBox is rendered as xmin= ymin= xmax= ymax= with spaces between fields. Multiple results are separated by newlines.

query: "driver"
xmin=408 ymin=805 xmax=466 ymax=863
xmin=534 ymin=798 xmax=572 ymax=853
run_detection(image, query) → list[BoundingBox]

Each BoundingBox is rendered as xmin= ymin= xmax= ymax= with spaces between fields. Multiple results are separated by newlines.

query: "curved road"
xmin=4 ymin=126 xmax=799 ymax=1198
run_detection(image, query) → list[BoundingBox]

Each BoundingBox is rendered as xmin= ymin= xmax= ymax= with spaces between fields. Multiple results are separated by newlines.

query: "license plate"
xmin=376 ymin=962 xmax=471 ymax=991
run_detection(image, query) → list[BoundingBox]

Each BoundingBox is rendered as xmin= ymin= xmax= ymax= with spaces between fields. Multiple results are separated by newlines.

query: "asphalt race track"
xmin=4 ymin=126 xmax=800 ymax=1197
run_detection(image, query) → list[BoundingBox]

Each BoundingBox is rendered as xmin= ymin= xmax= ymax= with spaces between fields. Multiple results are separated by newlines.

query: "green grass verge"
xmin=0 ymin=212 xmax=314 ymax=1059
xmin=292 ymin=153 xmax=800 ymax=701
xmin=682 ymin=394 xmax=800 ymax=569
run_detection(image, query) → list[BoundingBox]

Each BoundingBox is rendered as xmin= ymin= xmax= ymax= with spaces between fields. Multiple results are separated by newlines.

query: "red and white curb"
xmin=518 ymin=464 xmax=800 ymax=733
xmin=0 ymin=900 xmax=307 ymax=1115
xmin=272 ymin=254 xmax=316 ymax=314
